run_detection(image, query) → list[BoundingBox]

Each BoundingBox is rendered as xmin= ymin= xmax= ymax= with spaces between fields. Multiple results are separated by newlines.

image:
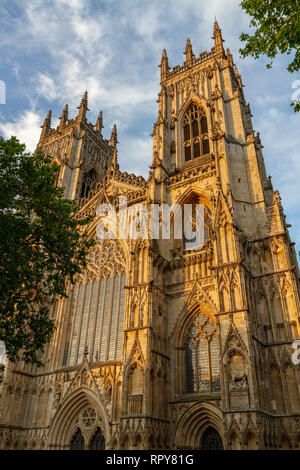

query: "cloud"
xmin=55 ymin=0 xmax=85 ymax=9
xmin=37 ymin=73 xmax=58 ymax=101
xmin=0 ymin=110 xmax=42 ymax=152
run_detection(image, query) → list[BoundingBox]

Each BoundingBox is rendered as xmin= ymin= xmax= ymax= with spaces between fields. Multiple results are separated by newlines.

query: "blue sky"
xmin=0 ymin=0 xmax=299 ymax=254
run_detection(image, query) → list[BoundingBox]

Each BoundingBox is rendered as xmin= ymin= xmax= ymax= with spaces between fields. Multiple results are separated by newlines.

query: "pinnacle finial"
xmin=159 ymin=49 xmax=169 ymax=81
xmin=110 ymin=123 xmax=118 ymax=148
xmin=213 ymin=18 xmax=220 ymax=32
xmin=79 ymin=90 xmax=88 ymax=108
xmin=96 ymin=110 xmax=103 ymax=133
xmin=184 ymin=38 xmax=193 ymax=65
xmin=39 ymin=109 xmax=52 ymax=142
xmin=59 ymin=104 xmax=68 ymax=127
xmin=77 ymin=90 xmax=89 ymax=122
xmin=212 ymin=19 xmax=224 ymax=54
xmin=42 ymin=109 xmax=52 ymax=127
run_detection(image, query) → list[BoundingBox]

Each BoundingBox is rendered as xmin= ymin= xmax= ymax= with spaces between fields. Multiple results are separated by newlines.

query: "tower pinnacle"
xmin=110 ymin=145 xmax=119 ymax=172
xmin=184 ymin=38 xmax=194 ymax=66
xmin=96 ymin=111 xmax=104 ymax=134
xmin=39 ymin=109 xmax=52 ymax=142
xmin=110 ymin=123 xmax=118 ymax=149
xmin=59 ymin=104 xmax=68 ymax=128
xmin=212 ymin=19 xmax=224 ymax=54
xmin=77 ymin=90 xmax=89 ymax=123
xmin=159 ymin=48 xmax=169 ymax=82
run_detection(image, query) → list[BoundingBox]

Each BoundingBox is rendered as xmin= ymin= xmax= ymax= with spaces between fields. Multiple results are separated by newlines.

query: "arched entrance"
xmin=201 ymin=427 xmax=223 ymax=450
xmin=48 ymin=388 xmax=109 ymax=450
xmin=174 ymin=402 xmax=224 ymax=449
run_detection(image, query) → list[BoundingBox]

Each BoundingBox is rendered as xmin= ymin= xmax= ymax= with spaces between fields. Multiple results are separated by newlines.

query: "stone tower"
xmin=37 ymin=91 xmax=113 ymax=200
xmin=1 ymin=22 xmax=300 ymax=450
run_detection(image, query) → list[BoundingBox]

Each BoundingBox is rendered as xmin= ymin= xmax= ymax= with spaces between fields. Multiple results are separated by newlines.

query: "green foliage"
xmin=0 ymin=136 xmax=95 ymax=366
xmin=239 ymin=0 xmax=300 ymax=111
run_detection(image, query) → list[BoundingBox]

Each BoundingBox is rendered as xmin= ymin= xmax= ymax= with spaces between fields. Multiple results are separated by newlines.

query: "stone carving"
xmin=54 ymin=386 xmax=61 ymax=409
xmin=229 ymin=371 xmax=248 ymax=392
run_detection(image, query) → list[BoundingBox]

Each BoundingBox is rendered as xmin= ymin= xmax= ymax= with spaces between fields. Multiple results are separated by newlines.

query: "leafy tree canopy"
xmin=0 ymin=136 xmax=94 ymax=367
xmin=239 ymin=0 xmax=300 ymax=111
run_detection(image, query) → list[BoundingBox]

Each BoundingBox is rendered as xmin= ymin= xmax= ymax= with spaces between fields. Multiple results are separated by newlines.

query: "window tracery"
xmin=82 ymin=407 xmax=96 ymax=428
xmin=63 ymin=240 xmax=126 ymax=366
xmin=185 ymin=312 xmax=220 ymax=393
xmin=183 ymin=104 xmax=209 ymax=162
xmin=80 ymin=168 xmax=97 ymax=199
xmin=183 ymin=198 xmax=212 ymax=250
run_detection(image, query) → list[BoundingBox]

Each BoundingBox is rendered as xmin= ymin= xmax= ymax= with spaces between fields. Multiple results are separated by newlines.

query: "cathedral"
xmin=1 ymin=21 xmax=300 ymax=450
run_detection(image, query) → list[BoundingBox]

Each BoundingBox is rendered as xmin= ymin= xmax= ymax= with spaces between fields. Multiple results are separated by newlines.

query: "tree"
xmin=239 ymin=0 xmax=300 ymax=111
xmin=0 ymin=136 xmax=94 ymax=367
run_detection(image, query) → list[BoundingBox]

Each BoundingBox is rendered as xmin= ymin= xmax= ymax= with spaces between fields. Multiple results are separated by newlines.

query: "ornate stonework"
xmin=1 ymin=22 xmax=300 ymax=450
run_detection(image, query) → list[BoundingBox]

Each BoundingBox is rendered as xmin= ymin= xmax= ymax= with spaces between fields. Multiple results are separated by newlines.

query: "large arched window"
xmin=62 ymin=240 xmax=126 ymax=366
xmin=80 ymin=168 xmax=97 ymax=199
xmin=183 ymin=104 xmax=209 ymax=162
xmin=185 ymin=313 xmax=220 ymax=393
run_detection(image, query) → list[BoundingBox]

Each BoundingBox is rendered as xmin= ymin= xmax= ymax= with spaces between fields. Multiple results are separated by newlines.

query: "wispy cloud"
xmin=0 ymin=110 xmax=41 ymax=151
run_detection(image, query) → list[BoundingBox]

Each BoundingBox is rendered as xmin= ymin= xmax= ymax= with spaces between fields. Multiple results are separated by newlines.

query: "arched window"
xmin=182 ymin=197 xmax=212 ymax=250
xmin=80 ymin=168 xmax=97 ymax=199
xmin=185 ymin=313 xmax=220 ymax=393
xmin=90 ymin=427 xmax=105 ymax=450
xmin=183 ymin=104 xmax=209 ymax=162
xmin=62 ymin=240 xmax=126 ymax=366
xmin=70 ymin=429 xmax=84 ymax=450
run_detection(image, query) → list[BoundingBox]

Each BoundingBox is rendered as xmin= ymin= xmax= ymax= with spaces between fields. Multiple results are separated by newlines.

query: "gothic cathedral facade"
xmin=1 ymin=22 xmax=300 ymax=450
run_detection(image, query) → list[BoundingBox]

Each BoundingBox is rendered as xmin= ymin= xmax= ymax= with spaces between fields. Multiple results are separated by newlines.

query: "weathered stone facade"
xmin=1 ymin=22 xmax=300 ymax=450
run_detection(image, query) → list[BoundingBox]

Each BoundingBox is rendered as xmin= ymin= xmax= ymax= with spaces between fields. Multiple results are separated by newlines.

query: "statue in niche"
xmin=104 ymin=381 xmax=112 ymax=403
xmin=229 ymin=371 xmax=248 ymax=391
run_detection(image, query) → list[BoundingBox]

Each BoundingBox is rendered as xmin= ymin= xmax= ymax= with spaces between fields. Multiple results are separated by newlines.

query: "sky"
xmin=0 ymin=0 xmax=299 ymax=253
